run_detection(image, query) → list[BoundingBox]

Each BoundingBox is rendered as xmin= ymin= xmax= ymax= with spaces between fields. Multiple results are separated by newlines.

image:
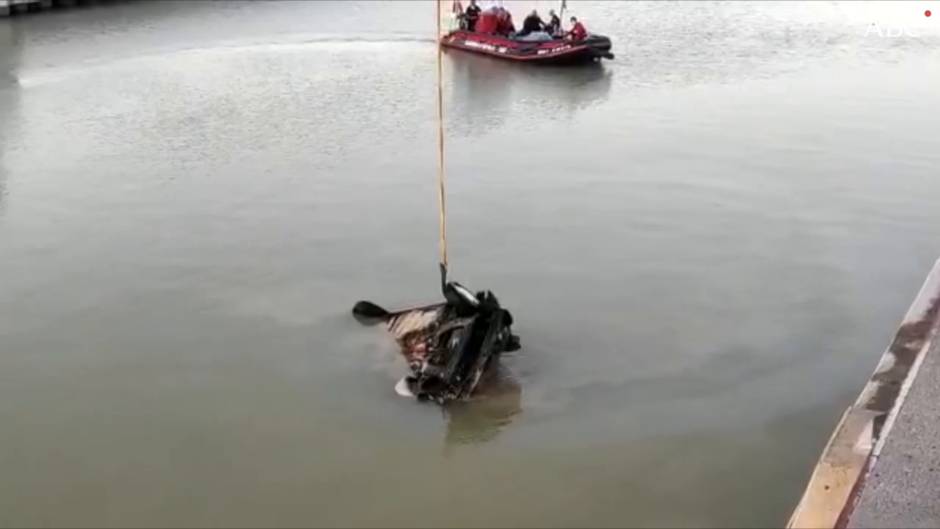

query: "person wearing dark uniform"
xmin=464 ymin=0 xmax=481 ymax=32
xmin=518 ymin=9 xmax=545 ymax=37
xmin=545 ymin=9 xmax=562 ymax=36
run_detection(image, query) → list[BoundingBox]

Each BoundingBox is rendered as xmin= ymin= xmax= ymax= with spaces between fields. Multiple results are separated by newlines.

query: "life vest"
xmin=475 ymin=11 xmax=499 ymax=33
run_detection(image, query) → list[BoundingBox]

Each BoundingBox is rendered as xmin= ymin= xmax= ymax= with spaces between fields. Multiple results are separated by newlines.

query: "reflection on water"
xmin=448 ymin=53 xmax=612 ymax=137
xmin=0 ymin=23 xmax=22 ymax=216
xmin=0 ymin=22 xmax=19 ymax=82
xmin=444 ymin=363 xmax=522 ymax=450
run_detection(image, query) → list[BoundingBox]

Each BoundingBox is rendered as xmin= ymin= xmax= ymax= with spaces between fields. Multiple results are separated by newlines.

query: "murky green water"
xmin=1 ymin=1 xmax=939 ymax=526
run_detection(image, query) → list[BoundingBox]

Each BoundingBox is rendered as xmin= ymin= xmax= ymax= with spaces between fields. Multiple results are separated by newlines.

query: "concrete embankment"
xmin=789 ymin=258 xmax=940 ymax=528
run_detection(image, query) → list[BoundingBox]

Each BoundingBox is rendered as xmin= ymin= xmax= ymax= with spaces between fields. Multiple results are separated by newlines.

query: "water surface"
xmin=1 ymin=1 xmax=939 ymax=527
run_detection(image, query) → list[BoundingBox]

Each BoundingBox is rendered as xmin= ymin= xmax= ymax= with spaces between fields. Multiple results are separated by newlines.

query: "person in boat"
xmin=464 ymin=0 xmax=481 ymax=32
xmin=517 ymin=9 xmax=546 ymax=37
xmin=475 ymin=7 xmax=499 ymax=34
xmin=565 ymin=16 xmax=588 ymax=41
xmin=495 ymin=7 xmax=515 ymax=37
xmin=545 ymin=9 xmax=562 ymax=37
xmin=453 ymin=0 xmax=466 ymax=30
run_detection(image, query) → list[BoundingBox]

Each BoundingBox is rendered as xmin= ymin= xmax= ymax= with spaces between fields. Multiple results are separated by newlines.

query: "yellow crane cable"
xmin=435 ymin=0 xmax=449 ymax=279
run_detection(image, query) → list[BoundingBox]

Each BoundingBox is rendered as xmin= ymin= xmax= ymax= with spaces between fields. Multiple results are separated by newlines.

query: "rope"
xmin=435 ymin=0 xmax=448 ymax=279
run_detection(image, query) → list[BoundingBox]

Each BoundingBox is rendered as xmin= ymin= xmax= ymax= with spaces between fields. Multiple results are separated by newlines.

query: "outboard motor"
xmin=585 ymin=34 xmax=614 ymax=60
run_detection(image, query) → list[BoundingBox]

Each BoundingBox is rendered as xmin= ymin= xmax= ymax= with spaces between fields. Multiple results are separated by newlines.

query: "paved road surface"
xmin=850 ymin=337 xmax=940 ymax=528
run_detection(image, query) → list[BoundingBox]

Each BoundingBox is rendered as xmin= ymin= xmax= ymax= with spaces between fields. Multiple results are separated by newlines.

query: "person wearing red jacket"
xmin=475 ymin=9 xmax=498 ymax=34
xmin=496 ymin=8 xmax=515 ymax=37
xmin=566 ymin=16 xmax=588 ymax=41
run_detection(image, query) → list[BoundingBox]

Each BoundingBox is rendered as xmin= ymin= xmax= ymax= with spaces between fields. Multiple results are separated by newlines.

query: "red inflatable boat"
xmin=440 ymin=29 xmax=614 ymax=65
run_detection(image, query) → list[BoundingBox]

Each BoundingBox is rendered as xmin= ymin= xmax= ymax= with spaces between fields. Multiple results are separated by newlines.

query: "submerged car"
xmin=353 ymin=282 xmax=520 ymax=403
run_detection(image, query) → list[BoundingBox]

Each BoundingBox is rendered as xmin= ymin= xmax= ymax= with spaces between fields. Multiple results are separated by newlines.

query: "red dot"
xmin=927 ymin=9 xmax=933 ymax=17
